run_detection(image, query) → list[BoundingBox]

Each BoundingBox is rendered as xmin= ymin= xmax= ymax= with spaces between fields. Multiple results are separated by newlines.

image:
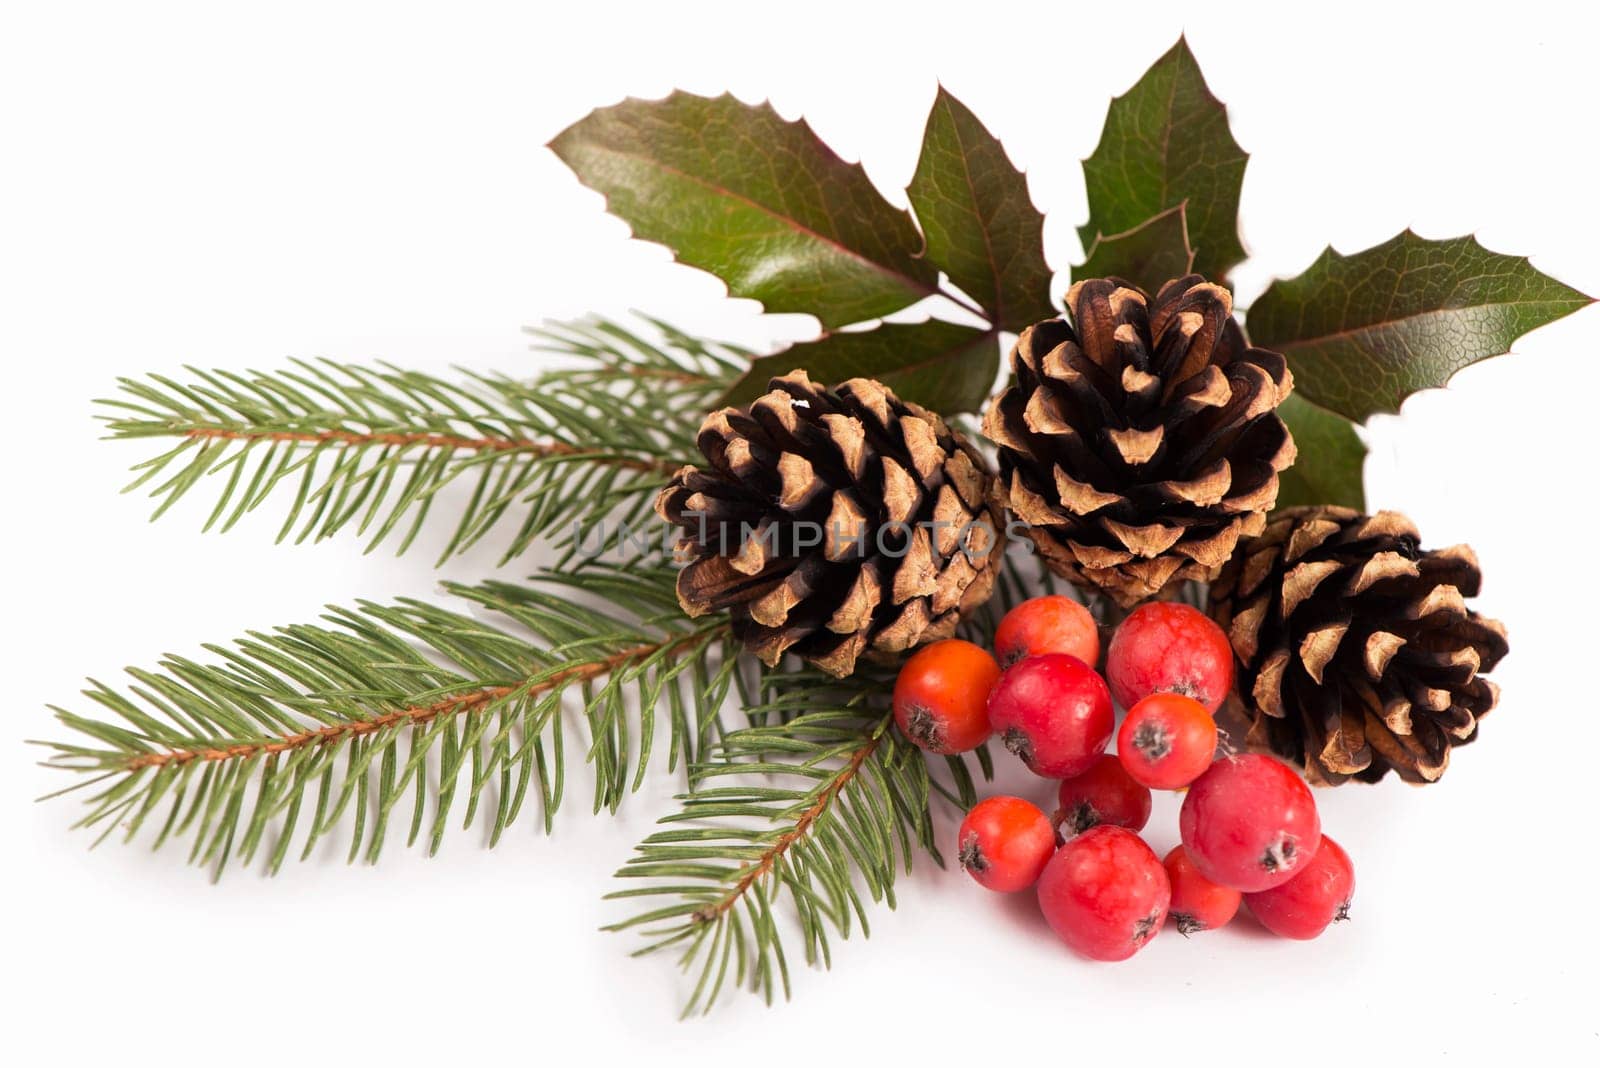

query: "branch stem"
xmin=120 ymin=627 xmax=723 ymax=772
xmin=178 ymin=427 xmax=679 ymax=474
xmin=694 ymin=718 xmax=887 ymax=923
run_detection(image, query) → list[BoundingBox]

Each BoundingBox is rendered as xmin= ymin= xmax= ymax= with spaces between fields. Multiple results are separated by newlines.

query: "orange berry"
xmin=1117 ymin=692 xmax=1219 ymax=789
xmin=892 ymin=639 xmax=1000 ymax=754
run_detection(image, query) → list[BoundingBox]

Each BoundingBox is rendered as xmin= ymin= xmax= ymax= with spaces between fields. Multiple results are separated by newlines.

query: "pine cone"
xmin=982 ymin=275 xmax=1295 ymax=606
xmin=1210 ymin=507 xmax=1509 ymax=785
xmin=657 ymin=372 xmax=1004 ymax=677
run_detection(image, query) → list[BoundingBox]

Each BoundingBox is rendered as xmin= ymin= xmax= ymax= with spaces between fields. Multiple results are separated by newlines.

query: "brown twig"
xmin=180 ymin=427 xmax=680 ymax=474
xmin=693 ymin=725 xmax=885 ymax=923
xmin=121 ymin=629 xmax=719 ymax=772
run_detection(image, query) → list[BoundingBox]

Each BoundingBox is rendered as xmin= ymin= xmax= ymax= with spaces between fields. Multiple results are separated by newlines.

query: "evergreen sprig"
xmin=102 ymin=316 xmax=747 ymax=564
xmin=606 ymin=671 xmax=958 ymax=1017
xmin=36 ymin=565 xmax=740 ymax=879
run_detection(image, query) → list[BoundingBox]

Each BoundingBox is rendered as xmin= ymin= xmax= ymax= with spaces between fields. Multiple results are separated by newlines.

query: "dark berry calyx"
xmin=1131 ymin=909 xmax=1161 ymax=945
xmin=1260 ymin=834 xmax=1299 ymax=873
xmin=903 ymin=706 xmax=945 ymax=750
xmin=957 ymin=833 xmax=988 ymax=873
xmin=1334 ymin=900 xmax=1351 ymax=923
xmin=1132 ymin=721 xmax=1171 ymax=761
xmin=1169 ymin=679 xmax=1204 ymax=702
xmin=1058 ymin=801 xmax=1101 ymax=838
xmin=1002 ymin=727 xmax=1035 ymax=768
xmin=1172 ymin=912 xmax=1207 ymax=937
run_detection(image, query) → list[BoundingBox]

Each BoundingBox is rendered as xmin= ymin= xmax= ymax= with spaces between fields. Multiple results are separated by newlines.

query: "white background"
xmin=4 ymin=1 xmax=1598 ymax=1062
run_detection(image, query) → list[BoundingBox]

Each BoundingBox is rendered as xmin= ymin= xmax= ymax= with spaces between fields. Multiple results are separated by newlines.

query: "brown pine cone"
xmin=656 ymin=372 xmax=1004 ymax=677
xmin=1210 ymin=507 xmax=1509 ymax=785
xmin=982 ymin=275 xmax=1295 ymax=606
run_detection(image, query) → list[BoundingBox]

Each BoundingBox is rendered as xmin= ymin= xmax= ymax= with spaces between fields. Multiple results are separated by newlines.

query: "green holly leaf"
xmin=1074 ymin=203 xmax=1195 ymax=295
xmin=1274 ymin=393 xmax=1366 ymax=511
xmin=716 ymin=320 xmax=1000 ymax=414
xmin=550 ymin=93 xmax=937 ymax=329
xmin=1249 ymin=231 xmax=1593 ymax=421
xmin=907 ymin=88 xmax=1054 ymax=331
xmin=1079 ymin=37 xmax=1247 ymax=284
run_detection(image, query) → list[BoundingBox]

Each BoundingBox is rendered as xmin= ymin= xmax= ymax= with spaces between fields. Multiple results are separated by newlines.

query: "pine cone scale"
xmin=1172 ymin=519 xmax=1241 ymax=568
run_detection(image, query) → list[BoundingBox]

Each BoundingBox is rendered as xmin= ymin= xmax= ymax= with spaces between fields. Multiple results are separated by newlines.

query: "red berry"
xmin=1245 ymin=835 xmax=1355 ymax=939
xmin=1179 ymin=754 xmax=1322 ymax=892
xmin=1117 ymin=692 xmax=1218 ymax=789
xmin=957 ymin=796 xmax=1056 ymax=893
xmin=986 ymin=654 xmax=1114 ymax=778
xmin=1163 ymin=845 xmax=1241 ymax=935
xmin=1036 ymin=825 xmax=1170 ymax=961
xmin=1105 ymin=602 xmax=1234 ymax=713
xmin=892 ymin=639 xmax=1000 ymax=755
xmin=1055 ymin=754 xmax=1152 ymax=839
xmin=993 ymin=595 xmax=1100 ymax=669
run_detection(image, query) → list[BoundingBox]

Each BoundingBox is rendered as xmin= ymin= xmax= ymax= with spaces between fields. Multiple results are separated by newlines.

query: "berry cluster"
xmin=892 ymin=596 xmax=1356 ymax=960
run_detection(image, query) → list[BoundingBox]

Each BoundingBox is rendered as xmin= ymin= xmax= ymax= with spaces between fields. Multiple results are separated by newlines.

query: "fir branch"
xmin=102 ymin=316 xmax=745 ymax=564
xmin=692 ymin=726 xmax=884 ymax=923
xmin=35 ymin=565 xmax=741 ymax=878
xmin=606 ymin=670 xmax=967 ymax=1016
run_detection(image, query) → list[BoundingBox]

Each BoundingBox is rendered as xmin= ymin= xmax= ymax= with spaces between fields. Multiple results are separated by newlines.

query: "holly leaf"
xmin=1274 ymin=393 xmax=1366 ymax=511
xmin=1074 ymin=202 xmax=1195 ymax=295
xmin=1249 ymin=231 xmax=1593 ymax=421
xmin=550 ymin=93 xmax=937 ymax=329
xmin=716 ymin=321 xmax=1000 ymax=414
xmin=1078 ymin=37 xmax=1247 ymax=284
xmin=907 ymin=88 xmax=1054 ymax=330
